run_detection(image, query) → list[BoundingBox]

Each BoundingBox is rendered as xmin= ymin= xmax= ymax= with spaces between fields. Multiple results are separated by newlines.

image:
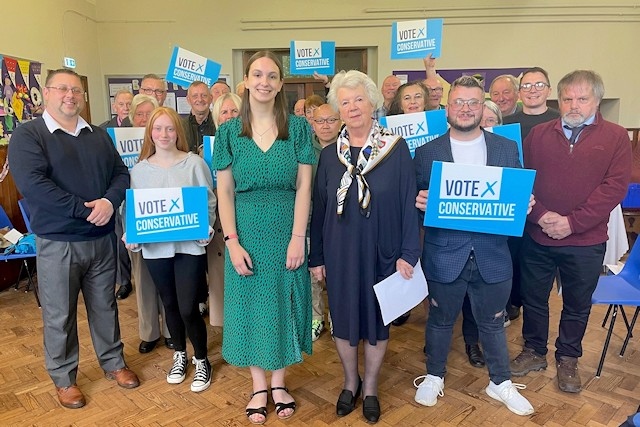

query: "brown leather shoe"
xmin=105 ymin=367 xmax=140 ymax=389
xmin=556 ymin=356 xmax=581 ymax=393
xmin=56 ymin=384 xmax=86 ymax=409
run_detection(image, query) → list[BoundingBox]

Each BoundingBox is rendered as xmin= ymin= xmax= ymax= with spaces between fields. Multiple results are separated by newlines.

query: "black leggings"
xmin=145 ymin=254 xmax=208 ymax=359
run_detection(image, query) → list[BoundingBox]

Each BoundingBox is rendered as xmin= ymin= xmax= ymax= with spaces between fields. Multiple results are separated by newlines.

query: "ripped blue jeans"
xmin=425 ymin=253 xmax=512 ymax=385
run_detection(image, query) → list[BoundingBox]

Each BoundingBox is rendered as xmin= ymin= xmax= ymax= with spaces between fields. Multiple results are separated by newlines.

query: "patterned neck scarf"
xmin=336 ymin=120 xmax=401 ymax=217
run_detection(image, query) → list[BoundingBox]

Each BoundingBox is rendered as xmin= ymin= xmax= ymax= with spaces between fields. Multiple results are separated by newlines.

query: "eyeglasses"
xmin=135 ymin=111 xmax=152 ymax=118
xmin=449 ymin=98 xmax=484 ymax=111
xmin=426 ymin=87 xmax=444 ymax=94
xmin=140 ymin=87 xmax=167 ymax=96
xmin=482 ymin=117 xmax=498 ymax=126
xmin=46 ymin=86 xmax=84 ymax=96
xmin=313 ymin=118 xmax=340 ymax=125
xmin=520 ymin=82 xmax=550 ymax=92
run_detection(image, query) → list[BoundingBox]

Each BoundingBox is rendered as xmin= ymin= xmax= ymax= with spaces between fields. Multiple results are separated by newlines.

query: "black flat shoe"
xmin=138 ymin=338 xmax=159 ymax=353
xmin=165 ymin=338 xmax=176 ymax=350
xmin=336 ymin=378 xmax=362 ymax=416
xmin=391 ymin=311 xmax=411 ymax=326
xmin=246 ymin=389 xmax=268 ymax=425
xmin=116 ymin=284 xmax=132 ymax=300
xmin=362 ymin=395 xmax=380 ymax=424
xmin=465 ymin=344 xmax=485 ymax=368
xmin=271 ymin=386 xmax=296 ymax=420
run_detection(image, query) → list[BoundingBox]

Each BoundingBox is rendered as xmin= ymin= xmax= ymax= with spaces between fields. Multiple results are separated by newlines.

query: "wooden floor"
xmin=0 ymin=280 xmax=639 ymax=427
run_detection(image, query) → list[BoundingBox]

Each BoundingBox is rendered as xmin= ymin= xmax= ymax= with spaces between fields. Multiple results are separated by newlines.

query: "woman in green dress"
xmin=213 ymin=51 xmax=315 ymax=424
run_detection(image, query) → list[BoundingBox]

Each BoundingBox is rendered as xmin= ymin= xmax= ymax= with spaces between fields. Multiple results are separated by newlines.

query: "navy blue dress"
xmin=309 ymin=141 xmax=421 ymax=346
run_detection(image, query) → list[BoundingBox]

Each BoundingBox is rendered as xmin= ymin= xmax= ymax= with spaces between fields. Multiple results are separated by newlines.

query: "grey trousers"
xmin=130 ymin=250 xmax=170 ymax=341
xmin=36 ymin=234 xmax=125 ymax=387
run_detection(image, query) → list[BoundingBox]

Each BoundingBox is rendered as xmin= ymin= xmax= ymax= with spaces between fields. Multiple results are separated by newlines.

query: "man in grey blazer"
xmin=412 ymin=75 xmax=534 ymax=416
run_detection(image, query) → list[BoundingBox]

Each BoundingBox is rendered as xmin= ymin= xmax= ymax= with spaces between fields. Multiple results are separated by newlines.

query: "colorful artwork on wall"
xmin=0 ymin=54 xmax=43 ymax=145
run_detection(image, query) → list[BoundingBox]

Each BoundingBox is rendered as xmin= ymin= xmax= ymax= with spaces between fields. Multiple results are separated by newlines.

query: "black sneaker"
xmin=167 ymin=351 xmax=187 ymax=384
xmin=191 ymin=357 xmax=211 ymax=392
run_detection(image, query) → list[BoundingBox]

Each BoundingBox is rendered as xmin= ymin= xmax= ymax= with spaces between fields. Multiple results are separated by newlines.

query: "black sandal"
xmin=246 ymin=389 xmax=268 ymax=425
xmin=271 ymin=386 xmax=296 ymax=420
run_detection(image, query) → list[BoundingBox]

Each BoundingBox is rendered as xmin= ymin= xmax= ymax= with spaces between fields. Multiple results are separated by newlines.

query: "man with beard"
xmin=511 ymin=70 xmax=631 ymax=393
xmin=412 ymin=76 xmax=534 ymax=416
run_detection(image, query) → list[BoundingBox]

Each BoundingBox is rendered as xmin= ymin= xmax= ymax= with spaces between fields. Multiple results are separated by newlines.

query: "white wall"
xmin=10 ymin=0 xmax=640 ymax=127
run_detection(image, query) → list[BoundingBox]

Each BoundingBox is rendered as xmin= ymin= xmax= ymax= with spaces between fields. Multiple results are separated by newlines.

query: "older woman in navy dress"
xmin=309 ymin=70 xmax=421 ymax=424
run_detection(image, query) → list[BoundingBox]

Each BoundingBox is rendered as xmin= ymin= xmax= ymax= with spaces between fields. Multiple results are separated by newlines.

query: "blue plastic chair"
xmin=0 ymin=204 xmax=39 ymax=307
xmin=591 ymin=239 xmax=640 ymax=377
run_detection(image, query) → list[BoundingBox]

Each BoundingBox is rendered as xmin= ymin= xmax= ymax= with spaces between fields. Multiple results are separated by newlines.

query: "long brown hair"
xmin=138 ymin=107 xmax=189 ymax=161
xmin=240 ymin=51 xmax=289 ymax=140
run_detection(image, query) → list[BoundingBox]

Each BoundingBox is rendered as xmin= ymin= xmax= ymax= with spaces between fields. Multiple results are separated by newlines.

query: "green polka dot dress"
xmin=213 ymin=115 xmax=315 ymax=370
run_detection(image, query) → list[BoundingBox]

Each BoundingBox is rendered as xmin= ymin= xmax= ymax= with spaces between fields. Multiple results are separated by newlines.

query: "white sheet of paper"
xmin=3 ymin=228 xmax=24 ymax=244
xmin=373 ymin=259 xmax=428 ymax=326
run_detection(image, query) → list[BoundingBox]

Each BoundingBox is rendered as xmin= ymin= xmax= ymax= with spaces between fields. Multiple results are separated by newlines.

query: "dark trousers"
xmin=519 ymin=233 xmax=605 ymax=359
xmin=461 ymin=294 xmax=479 ymax=345
xmin=145 ymin=254 xmax=208 ymax=359
xmin=507 ymin=236 xmax=523 ymax=308
xmin=426 ymin=253 xmax=512 ymax=385
xmin=114 ymin=212 xmax=132 ymax=288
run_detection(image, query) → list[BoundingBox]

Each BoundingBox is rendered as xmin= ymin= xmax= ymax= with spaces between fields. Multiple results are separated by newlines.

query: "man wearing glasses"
xmin=412 ymin=75 xmax=534 ymax=416
xmin=511 ymin=70 xmax=631 ymax=394
xmin=309 ymin=104 xmax=342 ymax=341
xmin=504 ymin=67 xmax=560 ymax=141
xmin=502 ymin=67 xmax=560 ymax=325
xmin=138 ymin=73 xmax=167 ymax=107
xmin=422 ymin=54 xmax=445 ymax=111
xmin=8 ymin=69 xmax=139 ymax=409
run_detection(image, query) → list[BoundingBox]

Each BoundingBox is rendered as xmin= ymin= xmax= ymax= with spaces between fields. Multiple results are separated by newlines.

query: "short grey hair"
xmin=483 ymin=100 xmax=503 ymax=125
xmin=557 ymin=70 xmax=605 ymax=103
xmin=489 ymin=74 xmax=519 ymax=93
xmin=128 ymin=94 xmax=159 ymax=123
xmin=327 ymin=70 xmax=381 ymax=111
xmin=449 ymin=75 xmax=484 ymax=96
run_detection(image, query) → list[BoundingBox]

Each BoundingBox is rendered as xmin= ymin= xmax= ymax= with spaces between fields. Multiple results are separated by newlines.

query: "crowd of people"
xmin=6 ymin=50 xmax=632 ymax=425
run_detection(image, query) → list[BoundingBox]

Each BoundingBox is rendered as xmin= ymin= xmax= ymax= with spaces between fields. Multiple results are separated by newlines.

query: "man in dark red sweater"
xmin=510 ymin=70 xmax=632 ymax=393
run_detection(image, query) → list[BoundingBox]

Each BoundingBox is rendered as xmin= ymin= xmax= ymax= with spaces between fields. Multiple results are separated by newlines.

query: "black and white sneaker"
xmin=167 ymin=351 xmax=187 ymax=384
xmin=191 ymin=357 xmax=211 ymax=392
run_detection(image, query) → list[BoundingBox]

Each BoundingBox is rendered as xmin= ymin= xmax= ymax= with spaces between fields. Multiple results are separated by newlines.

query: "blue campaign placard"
xmin=289 ymin=41 xmax=336 ymax=75
xmin=379 ymin=109 xmax=447 ymax=157
xmin=391 ymin=18 xmax=443 ymax=60
xmin=486 ymin=123 xmax=523 ymax=166
xmin=125 ymin=186 xmax=210 ymax=244
xmin=202 ymin=135 xmax=217 ymax=188
xmin=166 ymin=46 xmax=222 ymax=88
xmin=107 ymin=127 xmax=145 ymax=170
xmin=424 ymin=161 xmax=536 ymax=236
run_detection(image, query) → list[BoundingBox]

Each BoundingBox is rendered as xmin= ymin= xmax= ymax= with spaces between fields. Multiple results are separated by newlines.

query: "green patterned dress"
xmin=213 ymin=115 xmax=316 ymax=370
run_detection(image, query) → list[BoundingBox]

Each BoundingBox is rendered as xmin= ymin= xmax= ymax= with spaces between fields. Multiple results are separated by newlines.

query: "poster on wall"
xmin=0 ymin=54 xmax=43 ymax=145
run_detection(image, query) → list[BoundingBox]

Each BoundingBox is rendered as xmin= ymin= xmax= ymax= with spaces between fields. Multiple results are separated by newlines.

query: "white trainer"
xmin=413 ymin=374 xmax=444 ymax=407
xmin=485 ymin=380 xmax=534 ymax=416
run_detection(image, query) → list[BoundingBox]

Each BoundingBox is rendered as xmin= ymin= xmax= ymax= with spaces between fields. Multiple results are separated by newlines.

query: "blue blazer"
xmin=414 ymin=130 xmax=521 ymax=284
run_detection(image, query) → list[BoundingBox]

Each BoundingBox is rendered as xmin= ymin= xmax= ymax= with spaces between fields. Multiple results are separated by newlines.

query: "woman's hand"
xmin=227 ymin=240 xmax=254 ymax=276
xmin=396 ymin=258 xmax=414 ymax=280
xmin=286 ymin=235 xmax=306 ymax=270
xmin=415 ymin=189 xmax=429 ymax=212
xmin=196 ymin=226 xmax=214 ymax=246
xmin=309 ymin=265 xmax=326 ymax=282
xmin=121 ymin=232 xmax=140 ymax=251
